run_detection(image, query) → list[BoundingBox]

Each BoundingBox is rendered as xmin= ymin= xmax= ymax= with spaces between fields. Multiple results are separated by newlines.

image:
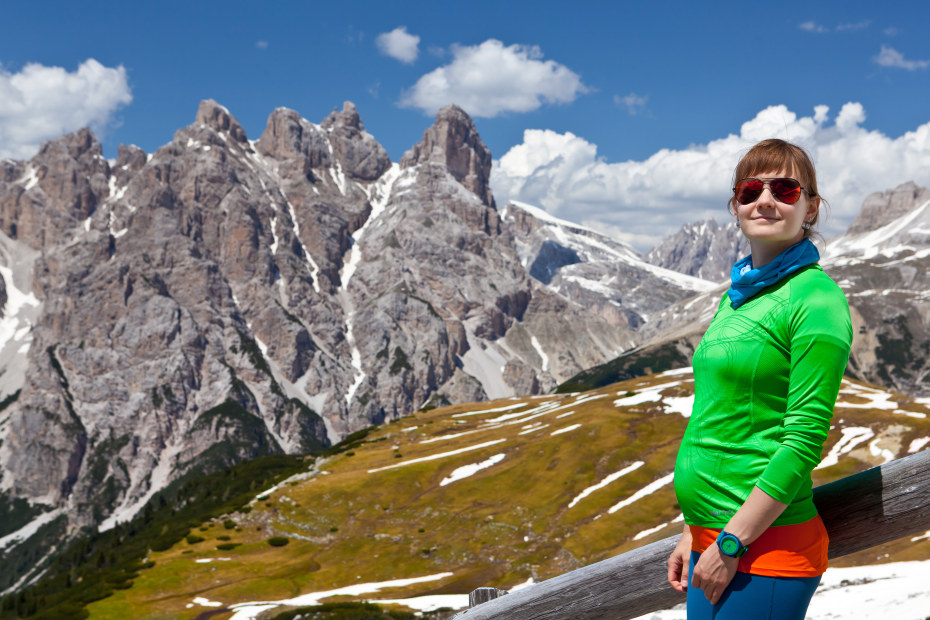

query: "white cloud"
xmin=399 ymin=39 xmax=586 ymax=118
xmin=874 ymin=45 xmax=930 ymax=70
xmin=256 ymin=40 xmax=269 ymax=50
xmin=800 ymin=21 xmax=828 ymax=33
xmin=614 ymin=93 xmax=648 ymax=115
xmin=491 ymin=103 xmax=930 ymax=252
xmin=376 ymin=26 xmax=420 ymax=64
xmin=801 ymin=20 xmax=870 ymax=33
xmin=0 ymin=58 xmax=132 ymax=160
xmin=836 ymin=20 xmax=870 ymax=32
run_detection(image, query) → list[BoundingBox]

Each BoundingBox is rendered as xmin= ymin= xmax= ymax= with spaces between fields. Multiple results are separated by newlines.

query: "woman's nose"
xmin=756 ymin=186 xmax=778 ymax=206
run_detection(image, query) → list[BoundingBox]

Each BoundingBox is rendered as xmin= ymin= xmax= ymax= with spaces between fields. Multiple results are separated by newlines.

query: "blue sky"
xmin=3 ymin=0 xmax=930 ymax=250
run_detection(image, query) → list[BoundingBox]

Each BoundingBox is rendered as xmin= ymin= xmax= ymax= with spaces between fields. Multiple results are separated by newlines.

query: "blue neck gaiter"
xmin=728 ymin=238 xmax=820 ymax=309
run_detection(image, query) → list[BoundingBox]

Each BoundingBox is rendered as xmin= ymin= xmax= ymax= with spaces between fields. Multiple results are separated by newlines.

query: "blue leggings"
xmin=686 ymin=551 xmax=820 ymax=619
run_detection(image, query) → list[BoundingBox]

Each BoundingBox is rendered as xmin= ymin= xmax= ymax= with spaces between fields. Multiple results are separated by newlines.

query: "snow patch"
xmin=907 ymin=436 xmax=930 ymax=453
xmin=0 ymin=507 xmax=63 ymax=551
xmin=607 ymin=473 xmax=674 ymax=514
xmin=228 ymin=572 xmax=454 ymax=619
xmin=663 ymin=395 xmax=694 ymax=418
xmin=550 ymin=423 xmax=581 ymax=436
xmin=569 ymin=461 xmax=644 ymax=509
xmin=816 ymin=427 xmax=874 ymax=470
xmin=439 ymin=453 xmax=505 ymax=486
xmin=459 ymin=327 xmax=514 ymax=400
xmin=452 ymin=402 xmax=527 ymax=418
xmin=368 ymin=439 xmax=507 ymax=473
xmin=530 ymin=335 xmax=549 ymax=372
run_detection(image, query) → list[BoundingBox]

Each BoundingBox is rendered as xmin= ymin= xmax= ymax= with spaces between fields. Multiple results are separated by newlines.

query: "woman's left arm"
xmin=690 ymin=486 xmax=788 ymax=604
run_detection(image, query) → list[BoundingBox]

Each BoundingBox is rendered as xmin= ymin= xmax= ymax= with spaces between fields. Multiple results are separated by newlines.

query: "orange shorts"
xmin=690 ymin=515 xmax=828 ymax=577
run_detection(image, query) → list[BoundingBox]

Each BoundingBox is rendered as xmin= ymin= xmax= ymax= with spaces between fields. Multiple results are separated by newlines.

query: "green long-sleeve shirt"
xmin=674 ymin=264 xmax=852 ymax=527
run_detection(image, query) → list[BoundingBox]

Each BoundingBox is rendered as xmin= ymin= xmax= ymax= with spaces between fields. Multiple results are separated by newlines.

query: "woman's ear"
xmin=807 ymin=195 xmax=821 ymax=220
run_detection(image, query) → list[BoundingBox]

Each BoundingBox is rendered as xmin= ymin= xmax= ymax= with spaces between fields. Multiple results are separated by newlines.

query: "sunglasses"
xmin=734 ymin=177 xmax=809 ymax=205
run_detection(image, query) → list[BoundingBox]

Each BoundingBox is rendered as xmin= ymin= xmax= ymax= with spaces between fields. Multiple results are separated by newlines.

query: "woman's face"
xmin=735 ymin=168 xmax=819 ymax=252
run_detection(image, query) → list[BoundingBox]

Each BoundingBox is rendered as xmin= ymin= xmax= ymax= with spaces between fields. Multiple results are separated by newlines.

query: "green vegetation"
xmin=268 ymin=536 xmax=290 ymax=547
xmin=389 ymin=347 xmax=412 ymax=375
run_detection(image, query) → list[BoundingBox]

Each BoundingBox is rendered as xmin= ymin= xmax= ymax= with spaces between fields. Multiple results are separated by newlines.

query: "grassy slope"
xmin=86 ymin=372 xmax=930 ymax=619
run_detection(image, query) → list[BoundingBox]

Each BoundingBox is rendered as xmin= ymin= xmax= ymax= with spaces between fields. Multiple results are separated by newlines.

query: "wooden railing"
xmin=454 ymin=449 xmax=930 ymax=619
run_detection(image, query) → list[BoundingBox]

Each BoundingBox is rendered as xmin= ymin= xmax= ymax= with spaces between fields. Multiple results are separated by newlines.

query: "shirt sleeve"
xmin=755 ymin=277 xmax=852 ymax=504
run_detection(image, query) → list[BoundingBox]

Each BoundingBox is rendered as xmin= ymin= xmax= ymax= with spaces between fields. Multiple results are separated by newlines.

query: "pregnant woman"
xmin=667 ymin=139 xmax=852 ymax=619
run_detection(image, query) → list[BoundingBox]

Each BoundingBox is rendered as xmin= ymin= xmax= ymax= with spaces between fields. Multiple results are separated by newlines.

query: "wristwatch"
xmin=716 ymin=531 xmax=749 ymax=558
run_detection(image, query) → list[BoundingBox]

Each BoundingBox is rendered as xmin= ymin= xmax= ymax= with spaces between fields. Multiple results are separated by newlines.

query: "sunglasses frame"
xmin=733 ymin=177 xmax=810 ymax=205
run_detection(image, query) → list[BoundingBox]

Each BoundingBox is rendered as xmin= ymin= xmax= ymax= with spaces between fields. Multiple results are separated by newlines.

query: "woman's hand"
xmin=690 ymin=543 xmax=738 ymax=605
xmin=667 ymin=526 xmax=692 ymax=593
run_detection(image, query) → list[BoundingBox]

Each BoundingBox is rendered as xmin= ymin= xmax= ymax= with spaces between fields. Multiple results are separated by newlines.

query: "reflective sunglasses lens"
xmin=736 ymin=179 xmax=764 ymax=204
xmin=770 ymin=178 xmax=801 ymax=204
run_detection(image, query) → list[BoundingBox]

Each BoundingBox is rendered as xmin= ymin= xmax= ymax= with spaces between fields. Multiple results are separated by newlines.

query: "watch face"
xmin=721 ymin=536 xmax=739 ymax=555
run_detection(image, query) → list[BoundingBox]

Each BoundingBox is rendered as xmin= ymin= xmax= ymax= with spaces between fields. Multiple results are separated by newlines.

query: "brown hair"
xmin=728 ymin=139 xmax=823 ymax=236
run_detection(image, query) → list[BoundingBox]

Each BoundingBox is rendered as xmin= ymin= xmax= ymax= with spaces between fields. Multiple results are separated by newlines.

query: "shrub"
xmin=267 ymin=536 xmax=289 ymax=547
xmin=217 ymin=535 xmax=231 ymax=541
xmin=223 ymin=519 xmax=236 ymax=529
xmin=216 ymin=543 xmax=240 ymax=551
xmin=185 ymin=535 xmax=205 ymax=544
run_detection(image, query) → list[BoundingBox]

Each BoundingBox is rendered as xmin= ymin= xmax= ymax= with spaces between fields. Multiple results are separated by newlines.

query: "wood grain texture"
xmin=456 ymin=449 xmax=930 ymax=620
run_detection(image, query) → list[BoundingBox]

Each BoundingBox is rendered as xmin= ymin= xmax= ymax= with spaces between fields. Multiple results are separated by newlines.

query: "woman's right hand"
xmin=667 ymin=524 xmax=692 ymax=593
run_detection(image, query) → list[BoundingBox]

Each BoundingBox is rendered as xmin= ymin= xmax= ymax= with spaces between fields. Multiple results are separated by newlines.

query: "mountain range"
xmin=1 ymin=99 xmax=929 ymax=597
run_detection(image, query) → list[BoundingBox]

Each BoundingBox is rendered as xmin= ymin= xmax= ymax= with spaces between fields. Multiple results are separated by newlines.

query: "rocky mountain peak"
xmin=194 ymin=99 xmax=248 ymax=143
xmin=0 ymin=128 xmax=109 ymax=248
xmin=321 ymin=101 xmax=363 ymax=132
xmin=321 ymin=101 xmax=390 ymax=182
xmin=645 ymin=219 xmax=746 ymax=283
xmin=255 ymin=107 xmax=330 ymax=176
xmin=400 ymin=104 xmax=495 ymax=208
xmin=846 ymin=181 xmax=930 ymax=235
xmin=36 ymin=127 xmax=102 ymax=162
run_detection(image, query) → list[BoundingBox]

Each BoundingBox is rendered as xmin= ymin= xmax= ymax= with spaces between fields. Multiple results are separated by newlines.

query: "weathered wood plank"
xmin=456 ymin=536 xmax=685 ymax=619
xmin=815 ymin=447 xmax=930 ymax=558
xmin=455 ymin=449 xmax=930 ymax=620
xmin=469 ymin=587 xmax=507 ymax=607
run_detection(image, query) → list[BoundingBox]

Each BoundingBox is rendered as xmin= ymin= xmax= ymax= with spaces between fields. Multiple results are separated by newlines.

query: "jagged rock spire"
xmin=195 ymin=99 xmax=248 ymax=143
xmin=400 ymin=104 xmax=495 ymax=209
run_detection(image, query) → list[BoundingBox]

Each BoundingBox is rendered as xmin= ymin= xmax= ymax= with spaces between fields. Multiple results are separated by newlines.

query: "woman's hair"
xmin=728 ymin=139 xmax=824 ymax=237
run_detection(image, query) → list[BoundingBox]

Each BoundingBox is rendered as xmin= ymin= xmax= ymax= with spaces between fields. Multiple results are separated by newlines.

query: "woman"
xmin=667 ymin=139 xmax=852 ymax=619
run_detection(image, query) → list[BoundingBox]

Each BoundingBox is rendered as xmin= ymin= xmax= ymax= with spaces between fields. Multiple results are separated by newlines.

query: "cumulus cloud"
xmin=874 ymin=45 xmax=930 ymax=70
xmin=491 ymin=103 xmax=930 ymax=251
xmin=376 ymin=26 xmax=420 ymax=64
xmin=0 ymin=58 xmax=132 ymax=160
xmin=399 ymin=39 xmax=586 ymax=117
xmin=255 ymin=40 xmax=269 ymax=50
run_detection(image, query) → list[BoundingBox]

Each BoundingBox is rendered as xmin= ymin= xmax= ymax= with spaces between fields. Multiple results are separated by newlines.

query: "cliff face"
xmin=0 ymin=100 xmax=712 ymax=590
